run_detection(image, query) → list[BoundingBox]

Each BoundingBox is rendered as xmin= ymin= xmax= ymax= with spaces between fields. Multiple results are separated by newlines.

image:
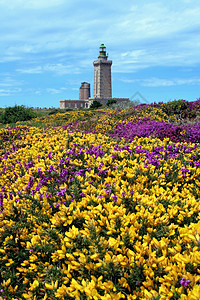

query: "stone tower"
xmin=79 ymin=82 xmax=90 ymax=100
xmin=93 ymin=44 xmax=112 ymax=98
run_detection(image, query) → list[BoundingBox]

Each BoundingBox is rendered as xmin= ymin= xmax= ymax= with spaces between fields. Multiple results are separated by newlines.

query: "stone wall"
xmin=60 ymin=100 xmax=89 ymax=109
xmin=89 ymin=97 xmax=129 ymax=107
xmin=60 ymin=98 xmax=129 ymax=109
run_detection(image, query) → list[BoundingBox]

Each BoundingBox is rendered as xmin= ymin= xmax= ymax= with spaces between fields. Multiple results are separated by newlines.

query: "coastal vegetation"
xmin=0 ymin=99 xmax=200 ymax=299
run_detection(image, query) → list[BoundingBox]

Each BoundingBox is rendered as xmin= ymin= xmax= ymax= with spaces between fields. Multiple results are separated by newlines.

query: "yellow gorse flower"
xmin=0 ymin=106 xmax=200 ymax=299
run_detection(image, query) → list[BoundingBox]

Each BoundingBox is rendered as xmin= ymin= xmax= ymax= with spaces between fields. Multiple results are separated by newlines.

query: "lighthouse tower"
xmin=93 ymin=44 xmax=112 ymax=99
xmin=60 ymin=44 xmax=129 ymax=109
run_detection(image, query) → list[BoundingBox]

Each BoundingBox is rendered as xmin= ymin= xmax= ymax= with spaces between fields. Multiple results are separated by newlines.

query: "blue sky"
xmin=0 ymin=0 xmax=200 ymax=108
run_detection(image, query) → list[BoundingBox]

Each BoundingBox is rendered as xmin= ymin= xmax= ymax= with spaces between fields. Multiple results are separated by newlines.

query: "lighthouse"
xmin=60 ymin=44 xmax=129 ymax=109
xmin=93 ymin=44 xmax=112 ymax=99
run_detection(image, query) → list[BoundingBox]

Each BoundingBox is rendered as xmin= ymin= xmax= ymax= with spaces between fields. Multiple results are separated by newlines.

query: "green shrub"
xmin=161 ymin=100 xmax=189 ymax=117
xmin=161 ymin=99 xmax=200 ymax=121
xmin=90 ymin=100 xmax=102 ymax=109
xmin=64 ymin=108 xmax=73 ymax=112
xmin=106 ymin=99 xmax=117 ymax=106
xmin=2 ymin=105 xmax=37 ymax=124
xmin=107 ymin=100 xmax=138 ymax=110
xmin=0 ymin=110 xmax=4 ymax=124
xmin=48 ymin=108 xmax=73 ymax=115
xmin=48 ymin=109 xmax=60 ymax=115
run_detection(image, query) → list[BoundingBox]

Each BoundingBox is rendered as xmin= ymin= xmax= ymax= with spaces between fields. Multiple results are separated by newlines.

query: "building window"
xmin=68 ymin=103 xmax=70 ymax=107
xmin=85 ymin=103 xmax=88 ymax=108
xmin=75 ymin=103 xmax=77 ymax=108
xmin=81 ymin=103 xmax=83 ymax=107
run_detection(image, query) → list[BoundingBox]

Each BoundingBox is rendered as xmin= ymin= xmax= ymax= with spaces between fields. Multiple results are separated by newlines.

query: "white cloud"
xmin=44 ymin=64 xmax=77 ymax=75
xmin=0 ymin=77 xmax=23 ymax=87
xmin=145 ymin=78 xmax=200 ymax=87
xmin=112 ymin=42 xmax=200 ymax=73
xmin=121 ymin=50 xmax=146 ymax=62
xmin=1 ymin=0 xmax=200 ymax=69
xmin=115 ymin=1 xmax=200 ymax=40
xmin=0 ymin=0 xmax=65 ymax=9
xmin=17 ymin=66 xmax=43 ymax=74
xmin=1 ymin=0 xmax=200 ymax=105
xmin=0 ymin=55 xmax=22 ymax=63
xmin=0 ymin=77 xmax=23 ymax=98
xmin=47 ymin=87 xmax=67 ymax=94
xmin=120 ymin=77 xmax=200 ymax=87
xmin=0 ymin=89 xmax=11 ymax=96
xmin=34 ymin=90 xmax=42 ymax=96
xmin=17 ymin=63 xmax=81 ymax=75
xmin=0 ymin=87 xmax=22 ymax=97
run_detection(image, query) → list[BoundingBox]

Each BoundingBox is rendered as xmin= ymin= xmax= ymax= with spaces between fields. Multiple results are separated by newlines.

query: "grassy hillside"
xmin=0 ymin=99 xmax=200 ymax=299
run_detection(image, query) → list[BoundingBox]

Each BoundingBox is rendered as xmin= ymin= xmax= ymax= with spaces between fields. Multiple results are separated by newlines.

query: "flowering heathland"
xmin=0 ymin=100 xmax=200 ymax=299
